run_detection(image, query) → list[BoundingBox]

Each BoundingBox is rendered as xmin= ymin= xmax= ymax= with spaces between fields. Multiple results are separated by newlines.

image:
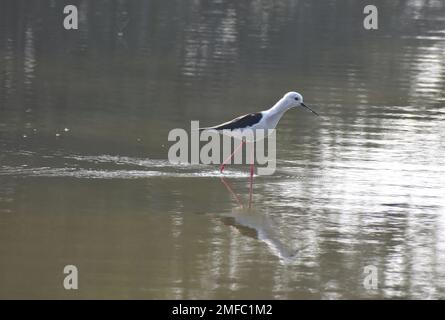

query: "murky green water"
xmin=1 ymin=0 xmax=445 ymax=299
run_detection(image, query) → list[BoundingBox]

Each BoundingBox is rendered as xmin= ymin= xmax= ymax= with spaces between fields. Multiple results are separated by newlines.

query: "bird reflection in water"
xmin=220 ymin=176 xmax=248 ymax=208
xmin=219 ymin=176 xmax=301 ymax=262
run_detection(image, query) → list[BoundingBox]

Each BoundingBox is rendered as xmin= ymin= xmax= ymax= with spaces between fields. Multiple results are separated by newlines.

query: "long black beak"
xmin=301 ymin=102 xmax=319 ymax=116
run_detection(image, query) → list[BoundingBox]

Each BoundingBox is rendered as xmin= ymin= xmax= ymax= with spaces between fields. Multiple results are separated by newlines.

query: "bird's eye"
xmin=294 ymin=97 xmax=299 ymax=101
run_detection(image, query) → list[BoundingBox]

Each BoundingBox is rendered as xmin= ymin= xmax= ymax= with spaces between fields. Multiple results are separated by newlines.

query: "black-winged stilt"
xmin=200 ymin=91 xmax=318 ymax=206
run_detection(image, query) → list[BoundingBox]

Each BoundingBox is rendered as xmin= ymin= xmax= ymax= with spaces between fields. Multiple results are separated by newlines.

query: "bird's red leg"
xmin=220 ymin=140 xmax=245 ymax=173
xmin=249 ymin=142 xmax=254 ymax=208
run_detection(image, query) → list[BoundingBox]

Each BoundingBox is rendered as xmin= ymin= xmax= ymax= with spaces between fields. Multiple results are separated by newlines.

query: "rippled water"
xmin=1 ymin=0 xmax=445 ymax=299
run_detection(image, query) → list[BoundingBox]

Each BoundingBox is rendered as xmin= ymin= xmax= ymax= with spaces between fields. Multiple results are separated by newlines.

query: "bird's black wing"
xmin=200 ymin=112 xmax=263 ymax=131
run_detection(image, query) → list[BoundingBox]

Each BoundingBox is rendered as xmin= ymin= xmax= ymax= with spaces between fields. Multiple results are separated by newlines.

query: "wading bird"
xmin=200 ymin=91 xmax=318 ymax=207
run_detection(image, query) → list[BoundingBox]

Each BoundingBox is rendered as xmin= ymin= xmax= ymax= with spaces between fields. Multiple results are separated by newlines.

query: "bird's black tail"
xmin=198 ymin=127 xmax=215 ymax=132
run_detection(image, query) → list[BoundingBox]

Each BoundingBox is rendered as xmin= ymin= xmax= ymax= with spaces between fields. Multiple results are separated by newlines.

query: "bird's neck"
xmin=267 ymin=98 xmax=291 ymax=117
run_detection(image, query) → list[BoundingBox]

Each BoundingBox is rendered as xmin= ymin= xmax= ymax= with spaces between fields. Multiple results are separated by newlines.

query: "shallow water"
xmin=1 ymin=0 xmax=445 ymax=299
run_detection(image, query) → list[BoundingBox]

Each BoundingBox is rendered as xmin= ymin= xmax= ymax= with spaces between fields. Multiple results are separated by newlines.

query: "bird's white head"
xmin=283 ymin=91 xmax=304 ymax=107
xmin=281 ymin=91 xmax=318 ymax=116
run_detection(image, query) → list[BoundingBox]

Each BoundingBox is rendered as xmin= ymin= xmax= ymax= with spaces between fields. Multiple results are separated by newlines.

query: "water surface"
xmin=1 ymin=0 xmax=445 ymax=299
